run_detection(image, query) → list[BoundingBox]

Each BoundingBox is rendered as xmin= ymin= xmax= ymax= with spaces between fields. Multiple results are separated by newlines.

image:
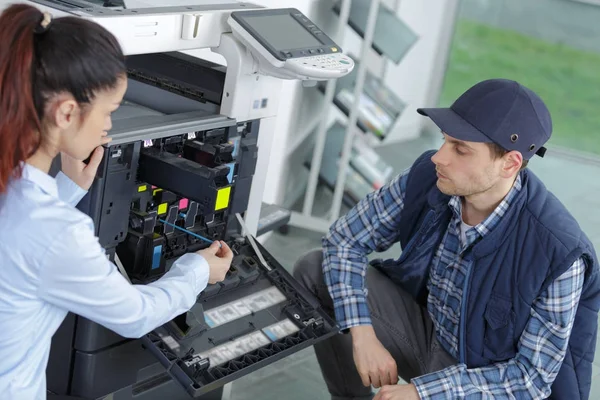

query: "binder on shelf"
xmin=318 ymin=57 xmax=407 ymax=141
xmin=332 ymin=1 xmax=418 ymax=64
xmin=351 ymin=132 xmax=394 ymax=188
xmin=306 ymin=122 xmax=394 ymax=206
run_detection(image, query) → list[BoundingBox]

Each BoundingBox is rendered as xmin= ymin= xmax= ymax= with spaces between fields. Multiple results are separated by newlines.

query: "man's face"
xmin=431 ymin=133 xmax=504 ymax=197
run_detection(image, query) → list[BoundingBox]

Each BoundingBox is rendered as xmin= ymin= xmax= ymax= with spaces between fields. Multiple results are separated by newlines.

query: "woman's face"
xmin=57 ymin=78 xmax=127 ymax=160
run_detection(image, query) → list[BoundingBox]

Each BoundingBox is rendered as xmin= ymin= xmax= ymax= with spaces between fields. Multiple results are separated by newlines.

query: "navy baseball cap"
xmin=417 ymin=79 xmax=552 ymax=160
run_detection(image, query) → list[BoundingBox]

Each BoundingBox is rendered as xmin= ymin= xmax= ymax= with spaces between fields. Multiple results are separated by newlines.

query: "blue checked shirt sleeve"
xmin=412 ymin=258 xmax=586 ymax=399
xmin=322 ymin=170 xmax=410 ymax=331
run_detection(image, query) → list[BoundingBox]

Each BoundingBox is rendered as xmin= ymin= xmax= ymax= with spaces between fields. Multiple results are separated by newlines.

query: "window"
xmin=440 ymin=0 xmax=600 ymax=156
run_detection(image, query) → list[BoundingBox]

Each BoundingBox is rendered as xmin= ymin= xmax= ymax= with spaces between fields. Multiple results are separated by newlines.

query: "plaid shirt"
xmin=323 ymin=170 xmax=585 ymax=399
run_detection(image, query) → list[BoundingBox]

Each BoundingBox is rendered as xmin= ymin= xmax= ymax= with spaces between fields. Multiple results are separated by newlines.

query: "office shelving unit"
xmin=285 ymin=0 xmax=418 ymax=233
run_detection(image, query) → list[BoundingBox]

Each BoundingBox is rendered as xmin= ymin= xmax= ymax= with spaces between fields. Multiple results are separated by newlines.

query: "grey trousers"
xmin=293 ymin=250 xmax=456 ymax=400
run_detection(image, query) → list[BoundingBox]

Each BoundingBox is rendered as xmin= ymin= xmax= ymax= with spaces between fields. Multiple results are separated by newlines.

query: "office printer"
xmin=0 ymin=0 xmax=355 ymax=398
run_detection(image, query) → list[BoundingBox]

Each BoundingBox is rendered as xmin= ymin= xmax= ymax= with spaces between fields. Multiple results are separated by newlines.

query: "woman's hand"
xmin=61 ymin=146 xmax=105 ymax=191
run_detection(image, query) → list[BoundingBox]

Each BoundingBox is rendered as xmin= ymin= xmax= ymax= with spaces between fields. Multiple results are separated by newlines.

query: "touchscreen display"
xmin=242 ymin=14 xmax=322 ymax=51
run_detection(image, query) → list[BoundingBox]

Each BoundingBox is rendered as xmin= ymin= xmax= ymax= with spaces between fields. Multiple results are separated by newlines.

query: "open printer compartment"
xmin=47 ymin=52 xmax=338 ymax=399
xmin=144 ymin=240 xmax=336 ymax=397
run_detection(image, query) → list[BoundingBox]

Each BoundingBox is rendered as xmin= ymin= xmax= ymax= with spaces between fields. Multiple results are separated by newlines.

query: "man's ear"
xmin=501 ymin=150 xmax=523 ymax=178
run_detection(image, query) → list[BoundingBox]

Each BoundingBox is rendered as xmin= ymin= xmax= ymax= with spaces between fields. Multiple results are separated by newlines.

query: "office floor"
xmin=230 ymin=135 xmax=600 ymax=400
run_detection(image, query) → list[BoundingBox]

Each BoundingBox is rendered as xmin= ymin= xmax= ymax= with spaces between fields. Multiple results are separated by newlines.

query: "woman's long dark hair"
xmin=0 ymin=4 xmax=126 ymax=193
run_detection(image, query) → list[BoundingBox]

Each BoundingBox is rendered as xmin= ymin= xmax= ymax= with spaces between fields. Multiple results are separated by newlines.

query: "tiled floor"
xmin=230 ymin=135 xmax=600 ymax=400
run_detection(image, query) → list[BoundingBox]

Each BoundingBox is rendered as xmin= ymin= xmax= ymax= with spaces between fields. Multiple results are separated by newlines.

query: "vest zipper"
xmin=459 ymin=263 xmax=473 ymax=364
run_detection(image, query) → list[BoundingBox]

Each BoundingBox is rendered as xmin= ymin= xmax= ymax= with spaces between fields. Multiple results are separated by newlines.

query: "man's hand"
xmin=61 ymin=146 xmax=105 ymax=191
xmin=197 ymin=241 xmax=234 ymax=284
xmin=373 ymin=384 xmax=420 ymax=400
xmin=350 ymin=325 xmax=398 ymax=388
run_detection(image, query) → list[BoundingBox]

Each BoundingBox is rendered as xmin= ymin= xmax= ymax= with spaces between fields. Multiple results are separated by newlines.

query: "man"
xmin=293 ymin=79 xmax=600 ymax=399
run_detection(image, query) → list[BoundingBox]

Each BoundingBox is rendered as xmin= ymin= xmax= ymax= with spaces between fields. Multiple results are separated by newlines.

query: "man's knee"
xmin=292 ymin=248 xmax=325 ymax=289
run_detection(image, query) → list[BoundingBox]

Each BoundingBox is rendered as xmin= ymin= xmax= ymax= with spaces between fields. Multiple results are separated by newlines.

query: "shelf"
xmin=287 ymin=0 xmax=427 ymax=234
xmin=317 ymin=56 xmax=407 ymax=142
xmin=257 ymin=202 xmax=291 ymax=237
xmin=317 ymin=82 xmax=370 ymax=135
xmin=333 ymin=1 xmax=418 ymax=64
xmin=304 ymin=121 xmax=394 ymax=208
xmin=302 ymin=161 xmax=359 ymax=209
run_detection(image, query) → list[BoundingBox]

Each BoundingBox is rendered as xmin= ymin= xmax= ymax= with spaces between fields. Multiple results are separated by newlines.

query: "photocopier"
xmin=0 ymin=0 xmax=356 ymax=398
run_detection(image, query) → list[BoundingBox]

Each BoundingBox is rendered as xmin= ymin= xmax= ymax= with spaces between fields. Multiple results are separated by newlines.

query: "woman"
xmin=0 ymin=5 xmax=233 ymax=398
